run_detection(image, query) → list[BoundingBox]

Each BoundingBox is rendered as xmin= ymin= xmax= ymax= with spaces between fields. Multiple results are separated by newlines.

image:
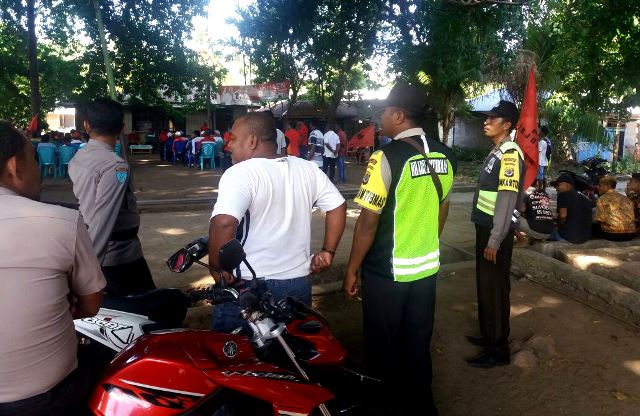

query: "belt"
xmin=110 ymin=226 xmax=139 ymax=242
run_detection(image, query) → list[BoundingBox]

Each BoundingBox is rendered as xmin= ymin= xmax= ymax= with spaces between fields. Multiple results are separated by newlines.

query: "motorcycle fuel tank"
xmin=89 ymin=329 xmax=333 ymax=415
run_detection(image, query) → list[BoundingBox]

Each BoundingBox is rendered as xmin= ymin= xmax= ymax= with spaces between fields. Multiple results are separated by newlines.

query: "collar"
xmin=393 ymin=128 xmax=426 ymax=141
xmin=87 ymin=139 xmax=115 ymax=151
xmin=0 ymin=186 xmax=18 ymax=197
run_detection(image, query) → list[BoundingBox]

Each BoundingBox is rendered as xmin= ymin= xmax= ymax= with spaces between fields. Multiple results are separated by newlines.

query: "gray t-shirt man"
xmin=0 ymin=187 xmax=105 ymax=402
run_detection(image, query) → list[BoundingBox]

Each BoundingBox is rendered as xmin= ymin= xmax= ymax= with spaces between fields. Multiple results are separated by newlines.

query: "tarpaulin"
xmin=348 ymin=124 xmax=375 ymax=149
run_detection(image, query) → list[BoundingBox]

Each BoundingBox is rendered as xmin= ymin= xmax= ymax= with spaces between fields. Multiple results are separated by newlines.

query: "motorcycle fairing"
xmin=75 ymin=307 xmax=153 ymax=352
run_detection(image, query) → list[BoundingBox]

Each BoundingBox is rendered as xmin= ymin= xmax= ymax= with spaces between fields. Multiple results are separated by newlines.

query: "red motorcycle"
xmin=86 ymin=239 xmax=377 ymax=415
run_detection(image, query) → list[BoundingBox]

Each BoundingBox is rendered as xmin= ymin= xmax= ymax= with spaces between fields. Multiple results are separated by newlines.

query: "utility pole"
xmin=92 ymin=0 xmax=116 ymax=100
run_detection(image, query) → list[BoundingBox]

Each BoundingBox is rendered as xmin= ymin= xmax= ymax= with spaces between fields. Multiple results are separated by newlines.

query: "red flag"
xmin=25 ymin=116 xmax=38 ymax=134
xmin=515 ymin=68 xmax=539 ymax=189
xmin=348 ymin=124 xmax=374 ymax=149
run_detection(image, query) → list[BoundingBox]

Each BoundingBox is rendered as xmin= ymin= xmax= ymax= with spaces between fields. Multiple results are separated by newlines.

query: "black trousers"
xmin=0 ymin=362 xmax=89 ymax=416
xmin=322 ymin=156 xmax=337 ymax=181
xmin=362 ymin=272 xmax=438 ymax=416
xmin=102 ymin=256 xmax=156 ymax=296
xmin=475 ymin=224 xmax=514 ymax=355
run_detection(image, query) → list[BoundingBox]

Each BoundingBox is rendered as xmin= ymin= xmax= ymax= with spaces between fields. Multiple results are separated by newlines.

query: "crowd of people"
xmin=515 ymin=171 xmax=640 ymax=246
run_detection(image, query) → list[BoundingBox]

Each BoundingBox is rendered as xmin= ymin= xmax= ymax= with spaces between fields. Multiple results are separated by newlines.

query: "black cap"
xmin=550 ymin=174 xmax=575 ymax=187
xmin=475 ymin=100 xmax=520 ymax=127
xmin=632 ymin=172 xmax=640 ymax=180
xmin=383 ymin=83 xmax=429 ymax=114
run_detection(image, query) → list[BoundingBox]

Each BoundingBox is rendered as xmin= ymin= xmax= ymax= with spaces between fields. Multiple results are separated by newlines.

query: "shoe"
xmin=465 ymin=352 xmax=510 ymax=369
xmin=465 ymin=335 xmax=488 ymax=347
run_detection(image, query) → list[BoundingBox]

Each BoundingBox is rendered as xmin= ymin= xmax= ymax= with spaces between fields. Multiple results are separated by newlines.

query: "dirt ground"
xmin=135 ymin=202 xmax=640 ymax=416
xmin=42 ymin=154 xmax=640 ymax=416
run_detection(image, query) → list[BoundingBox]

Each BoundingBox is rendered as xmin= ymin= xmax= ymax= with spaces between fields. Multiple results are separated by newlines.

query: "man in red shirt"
xmin=336 ymin=125 xmax=347 ymax=183
xmin=285 ymin=121 xmax=301 ymax=157
xmin=158 ymin=129 xmax=169 ymax=161
xmin=297 ymin=121 xmax=309 ymax=159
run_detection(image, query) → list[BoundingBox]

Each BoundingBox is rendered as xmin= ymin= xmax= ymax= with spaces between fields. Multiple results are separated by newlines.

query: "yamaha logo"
xmin=223 ymin=341 xmax=238 ymax=358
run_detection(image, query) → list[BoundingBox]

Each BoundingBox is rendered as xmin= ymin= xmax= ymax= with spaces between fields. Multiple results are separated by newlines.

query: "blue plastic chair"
xmin=37 ymin=145 xmax=57 ymax=178
xmin=199 ymin=142 xmax=215 ymax=170
xmin=173 ymin=140 xmax=187 ymax=164
xmin=57 ymin=146 xmax=76 ymax=177
xmin=114 ymin=142 xmax=122 ymax=157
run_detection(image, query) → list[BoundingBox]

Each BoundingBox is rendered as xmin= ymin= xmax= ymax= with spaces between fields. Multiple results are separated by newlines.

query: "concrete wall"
xmin=186 ymin=111 xmax=209 ymax=136
xmin=447 ymin=117 xmax=489 ymax=149
xmin=123 ymin=109 xmax=133 ymax=134
xmin=623 ymin=119 xmax=639 ymax=157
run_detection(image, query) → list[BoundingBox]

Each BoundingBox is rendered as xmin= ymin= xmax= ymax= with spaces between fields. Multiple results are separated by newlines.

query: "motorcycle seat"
xmin=101 ymin=288 xmax=189 ymax=330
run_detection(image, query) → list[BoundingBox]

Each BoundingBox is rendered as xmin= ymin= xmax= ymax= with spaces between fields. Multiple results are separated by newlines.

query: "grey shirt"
xmin=69 ymin=139 xmax=143 ymax=266
xmin=488 ymin=138 xmax=525 ymax=250
xmin=0 ymin=187 xmax=105 ymax=402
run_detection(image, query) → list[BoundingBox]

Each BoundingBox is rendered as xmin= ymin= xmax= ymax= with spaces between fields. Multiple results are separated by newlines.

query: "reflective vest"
xmin=471 ymin=140 xmax=524 ymax=228
xmin=362 ymin=136 xmax=455 ymax=282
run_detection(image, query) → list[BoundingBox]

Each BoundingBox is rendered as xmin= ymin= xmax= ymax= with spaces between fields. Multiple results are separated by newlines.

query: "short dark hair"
xmin=393 ymin=107 xmax=426 ymax=127
xmin=86 ymin=97 xmax=124 ymax=135
xmin=0 ymin=121 xmax=28 ymax=176
xmin=540 ymin=125 xmax=549 ymax=135
xmin=599 ymin=175 xmax=617 ymax=189
xmin=241 ymin=112 xmax=277 ymax=144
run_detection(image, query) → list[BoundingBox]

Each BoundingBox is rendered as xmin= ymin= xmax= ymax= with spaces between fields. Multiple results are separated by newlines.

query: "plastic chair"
xmin=173 ymin=140 xmax=187 ymax=164
xmin=57 ymin=146 xmax=76 ymax=177
xmin=37 ymin=145 xmax=57 ymax=178
xmin=199 ymin=142 xmax=215 ymax=170
xmin=114 ymin=142 xmax=122 ymax=157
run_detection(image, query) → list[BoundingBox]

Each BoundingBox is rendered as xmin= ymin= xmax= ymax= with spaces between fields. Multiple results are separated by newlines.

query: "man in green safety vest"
xmin=466 ymin=100 xmax=525 ymax=369
xmin=344 ymin=83 xmax=456 ymax=415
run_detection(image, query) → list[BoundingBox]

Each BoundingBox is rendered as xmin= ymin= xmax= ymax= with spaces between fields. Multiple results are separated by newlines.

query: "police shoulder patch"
xmin=115 ymin=167 xmax=128 ymax=184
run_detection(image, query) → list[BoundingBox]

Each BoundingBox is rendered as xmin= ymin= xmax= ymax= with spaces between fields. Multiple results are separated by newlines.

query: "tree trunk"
xmin=93 ymin=0 xmax=116 ymax=100
xmin=283 ymin=82 xmax=300 ymax=130
xmin=424 ymin=109 xmax=440 ymax=141
xmin=441 ymin=111 xmax=453 ymax=146
xmin=27 ymin=0 xmax=41 ymax=131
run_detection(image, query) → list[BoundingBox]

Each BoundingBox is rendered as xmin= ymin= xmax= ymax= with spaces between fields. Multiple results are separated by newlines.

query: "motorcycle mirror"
xmin=166 ymin=248 xmax=194 ymax=273
xmin=219 ymin=239 xmax=246 ymax=273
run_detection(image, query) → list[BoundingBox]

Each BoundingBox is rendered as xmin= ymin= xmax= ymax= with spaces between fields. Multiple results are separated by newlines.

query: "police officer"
xmin=344 ymin=84 xmax=456 ymax=415
xmin=0 ymin=121 xmax=105 ymax=415
xmin=466 ymin=100 xmax=524 ymax=368
xmin=69 ymin=98 xmax=156 ymax=295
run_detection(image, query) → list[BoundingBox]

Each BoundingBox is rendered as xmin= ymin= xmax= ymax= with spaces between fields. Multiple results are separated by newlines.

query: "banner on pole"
xmin=217 ymin=81 xmax=290 ymax=105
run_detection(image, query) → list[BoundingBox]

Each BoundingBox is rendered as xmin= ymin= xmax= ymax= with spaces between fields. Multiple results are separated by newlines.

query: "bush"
xmin=452 ymin=146 xmax=487 ymax=162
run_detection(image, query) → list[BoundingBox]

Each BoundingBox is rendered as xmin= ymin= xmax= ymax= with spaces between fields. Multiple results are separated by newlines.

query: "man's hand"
xmin=213 ymin=270 xmax=238 ymax=286
xmin=311 ymin=251 xmax=333 ymax=274
xmin=483 ymin=246 xmax=498 ymax=263
xmin=343 ymin=270 xmax=359 ymax=298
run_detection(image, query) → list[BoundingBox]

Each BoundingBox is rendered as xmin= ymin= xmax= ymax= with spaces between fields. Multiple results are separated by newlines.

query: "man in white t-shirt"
xmin=275 ymin=128 xmax=288 ymax=155
xmin=537 ymin=134 xmax=548 ymax=189
xmin=209 ymin=112 xmax=347 ymax=332
xmin=322 ymin=125 xmax=340 ymax=182
xmin=307 ymin=121 xmax=324 ymax=168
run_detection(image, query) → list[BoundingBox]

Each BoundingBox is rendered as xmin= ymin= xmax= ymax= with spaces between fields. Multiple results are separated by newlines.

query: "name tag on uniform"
xmin=409 ymin=158 xmax=448 ymax=178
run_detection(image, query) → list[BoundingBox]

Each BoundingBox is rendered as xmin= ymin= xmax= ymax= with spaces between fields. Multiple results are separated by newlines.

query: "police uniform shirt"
xmin=0 ymin=187 xmax=105 ymax=402
xmin=354 ymin=128 xmax=457 ymax=281
xmin=69 ymin=140 xmax=142 ymax=267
